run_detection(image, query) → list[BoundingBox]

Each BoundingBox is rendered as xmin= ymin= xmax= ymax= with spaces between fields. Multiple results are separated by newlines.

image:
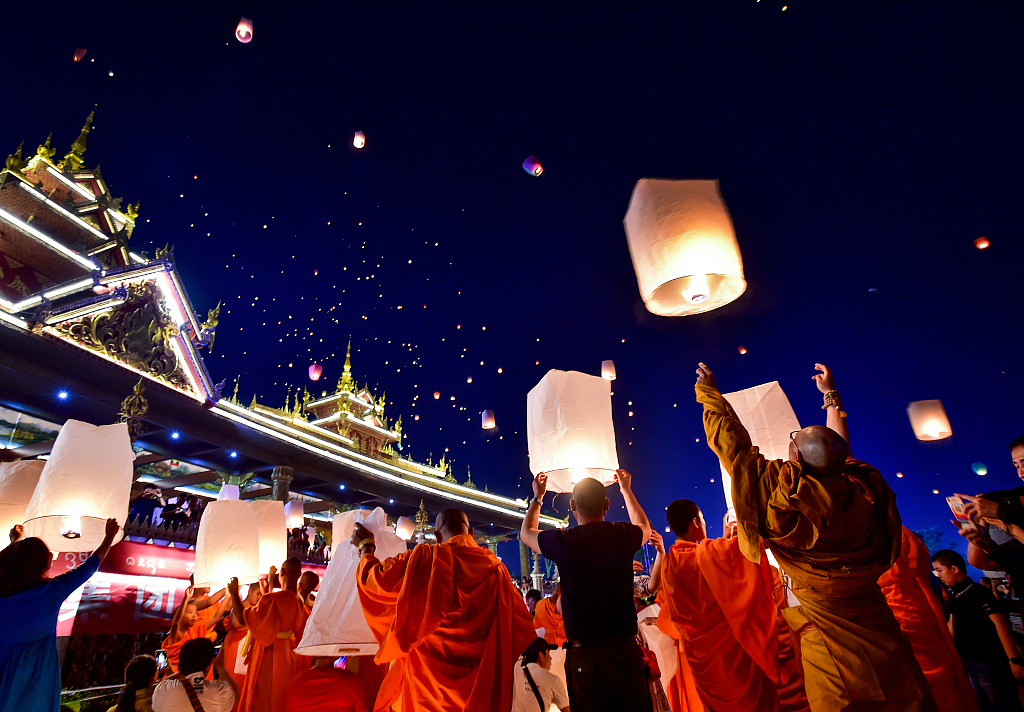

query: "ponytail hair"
xmin=115 ymin=655 xmax=157 ymax=712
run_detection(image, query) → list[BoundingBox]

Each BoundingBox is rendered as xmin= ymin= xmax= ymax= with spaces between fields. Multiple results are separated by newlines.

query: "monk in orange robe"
xmin=285 ymin=657 xmax=369 ymax=712
xmin=879 ymin=527 xmax=980 ymax=712
xmin=353 ymin=508 xmax=536 ymax=712
xmin=163 ymin=584 xmax=227 ymax=673
xmin=533 ymin=585 xmax=567 ymax=646
xmin=656 ymin=617 xmax=708 ymax=712
xmin=229 ymin=559 xmax=304 ymax=712
xmin=222 ymin=583 xmax=262 ymax=711
xmin=651 ymin=499 xmax=782 ymax=712
xmin=769 ymin=566 xmax=811 ymax=712
xmin=696 ymin=361 xmax=937 ymax=711
xmin=292 ymin=571 xmax=320 ymax=676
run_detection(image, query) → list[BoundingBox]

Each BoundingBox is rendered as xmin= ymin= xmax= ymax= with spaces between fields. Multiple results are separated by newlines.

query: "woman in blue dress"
xmin=0 ymin=517 xmax=121 ymax=712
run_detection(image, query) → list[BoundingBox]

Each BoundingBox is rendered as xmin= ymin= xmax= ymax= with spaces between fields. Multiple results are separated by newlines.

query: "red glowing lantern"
xmin=309 ymin=363 xmax=323 ymax=381
xmin=738 ymin=345 xmax=747 ymax=355
xmin=235 ymin=17 xmax=253 ymax=43
xmin=974 ymin=236 xmax=990 ymax=250
xmin=522 ymin=155 xmax=543 ymax=176
xmin=433 ymin=391 xmax=440 ymax=399
xmin=73 ymin=49 xmax=87 ymax=63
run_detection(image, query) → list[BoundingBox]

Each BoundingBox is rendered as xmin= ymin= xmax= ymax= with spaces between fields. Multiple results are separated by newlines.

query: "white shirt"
xmin=512 ymin=662 xmax=569 ymax=712
xmin=153 ymin=674 xmax=235 ymax=712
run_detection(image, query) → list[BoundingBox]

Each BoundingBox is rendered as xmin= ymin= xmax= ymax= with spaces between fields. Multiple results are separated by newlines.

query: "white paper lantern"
xmin=720 ymin=382 xmax=801 ymax=509
xmin=285 ymin=499 xmax=305 ymax=528
xmin=296 ymin=508 xmax=407 ymax=656
xmin=907 ymin=400 xmax=952 ymax=441
xmin=0 ymin=460 xmax=45 ymax=541
xmin=217 ymin=484 xmax=240 ymax=501
xmin=249 ymin=500 xmax=287 ymax=574
xmin=22 ymin=420 xmax=133 ymax=552
xmin=527 ymin=370 xmax=619 ymax=493
xmin=482 ymin=410 xmax=496 ymax=430
xmin=601 ymin=360 xmax=616 ymax=381
xmin=623 ymin=179 xmax=746 ymax=317
xmin=194 ymin=500 xmax=260 ymax=588
xmin=395 ymin=515 xmax=415 ymax=540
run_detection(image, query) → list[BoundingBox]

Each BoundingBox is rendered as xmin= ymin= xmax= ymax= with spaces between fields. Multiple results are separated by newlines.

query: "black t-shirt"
xmin=538 ymin=521 xmax=643 ymax=644
xmin=948 ymin=577 xmax=1004 ymax=662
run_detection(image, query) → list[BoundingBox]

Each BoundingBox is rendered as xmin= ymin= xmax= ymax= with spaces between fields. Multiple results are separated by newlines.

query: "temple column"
xmin=271 ymin=465 xmax=293 ymax=501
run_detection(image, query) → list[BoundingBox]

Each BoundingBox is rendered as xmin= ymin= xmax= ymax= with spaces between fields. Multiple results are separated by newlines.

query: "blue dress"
xmin=0 ymin=554 xmax=100 ymax=712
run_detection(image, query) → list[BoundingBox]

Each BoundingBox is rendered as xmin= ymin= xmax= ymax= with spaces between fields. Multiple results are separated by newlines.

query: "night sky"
xmin=2 ymin=2 xmax=1021 ymax=573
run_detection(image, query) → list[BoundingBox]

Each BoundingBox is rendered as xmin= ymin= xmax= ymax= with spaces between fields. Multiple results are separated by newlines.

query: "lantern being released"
xmin=907 ymin=400 xmax=952 ymax=441
xmin=623 ymin=179 xmax=746 ymax=317
xmin=353 ymin=131 xmax=365 ymax=149
xmin=249 ymin=500 xmax=287 ymax=574
xmin=482 ymin=410 xmax=496 ymax=430
xmin=309 ymin=363 xmax=323 ymax=381
xmin=22 ymin=420 xmax=133 ymax=552
xmin=194 ymin=500 xmax=261 ymax=588
xmin=235 ymin=17 xmax=253 ymax=43
xmin=0 ymin=460 xmax=45 ymax=542
xmin=522 ymin=155 xmax=543 ymax=176
xmin=601 ymin=360 xmax=616 ymax=381
xmin=395 ymin=515 xmax=415 ymax=540
xmin=285 ymin=499 xmax=305 ymax=528
xmin=527 ymin=370 xmax=619 ymax=493
xmin=974 ymin=236 xmax=990 ymax=250
xmin=73 ymin=48 xmax=87 ymax=63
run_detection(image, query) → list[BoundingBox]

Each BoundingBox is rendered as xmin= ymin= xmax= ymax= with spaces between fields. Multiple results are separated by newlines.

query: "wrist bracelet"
xmin=356 ymin=538 xmax=375 ymax=550
xmin=822 ymin=390 xmax=847 ymax=417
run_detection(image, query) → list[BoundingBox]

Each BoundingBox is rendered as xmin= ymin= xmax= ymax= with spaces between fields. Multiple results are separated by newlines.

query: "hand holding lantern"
xmin=532 ymin=473 xmax=548 ymax=501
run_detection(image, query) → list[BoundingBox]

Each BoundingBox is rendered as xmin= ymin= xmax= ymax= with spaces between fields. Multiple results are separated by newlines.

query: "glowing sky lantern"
xmin=395 ymin=515 xmax=415 ymax=540
xmin=482 ymin=410 xmax=496 ymax=430
xmin=353 ymin=131 xmax=366 ymax=149
xmin=522 ymin=155 xmax=543 ymax=176
xmin=193 ymin=500 xmax=261 ymax=588
xmin=250 ymin=500 xmax=287 ymax=574
xmin=235 ymin=17 xmax=253 ymax=43
xmin=527 ymin=370 xmax=618 ymax=493
xmin=972 ymin=462 xmax=988 ymax=476
xmin=433 ymin=391 xmax=440 ymax=399
xmin=285 ymin=499 xmax=305 ymax=528
xmin=601 ymin=360 xmax=617 ymax=381
xmin=73 ymin=48 xmax=87 ymax=63
xmin=0 ymin=461 xmax=45 ymax=542
xmin=623 ymin=179 xmax=746 ymax=317
xmin=738 ymin=345 xmax=748 ymax=355
xmin=974 ymin=236 xmax=990 ymax=250
xmin=22 ymin=420 xmax=133 ymax=552
xmin=907 ymin=400 xmax=952 ymax=441
xmin=309 ymin=362 xmax=323 ymax=381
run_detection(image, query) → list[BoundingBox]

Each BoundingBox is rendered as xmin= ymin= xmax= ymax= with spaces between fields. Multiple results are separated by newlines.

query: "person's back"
xmin=152 ymin=639 xmax=237 ymax=712
xmin=286 ymin=659 xmax=367 ymax=712
xmin=512 ymin=638 xmax=570 ymax=712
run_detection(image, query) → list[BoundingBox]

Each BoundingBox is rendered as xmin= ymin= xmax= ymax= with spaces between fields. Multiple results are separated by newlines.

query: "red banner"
xmin=51 ymin=541 xmax=198 ymax=580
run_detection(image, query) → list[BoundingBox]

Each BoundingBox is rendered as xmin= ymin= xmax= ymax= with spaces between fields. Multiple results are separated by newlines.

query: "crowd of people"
xmin=2 ymin=361 xmax=1024 ymax=712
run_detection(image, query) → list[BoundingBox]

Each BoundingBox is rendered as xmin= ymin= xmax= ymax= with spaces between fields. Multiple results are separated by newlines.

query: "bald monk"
xmin=696 ymin=361 xmax=936 ymax=712
xmin=163 ymin=584 xmax=227 ymax=673
xmin=228 ymin=559 xmax=304 ymax=712
xmin=353 ymin=508 xmax=535 ymax=712
xmin=285 ymin=656 xmax=368 ymax=712
xmin=878 ymin=527 xmax=979 ymax=712
xmin=293 ymin=571 xmax=320 ymax=675
xmin=533 ymin=585 xmax=567 ymax=646
xmin=650 ymin=499 xmax=783 ymax=712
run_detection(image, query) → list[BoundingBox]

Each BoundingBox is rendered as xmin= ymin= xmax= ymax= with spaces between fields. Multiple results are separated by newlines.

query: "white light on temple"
xmin=907 ymin=400 xmax=952 ymax=441
xmin=250 ymin=500 xmax=287 ymax=574
xmin=285 ymin=499 xmax=305 ymax=528
xmin=623 ymin=179 xmax=746 ymax=317
xmin=0 ymin=460 xmax=44 ymax=541
xmin=601 ymin=360 xmax=616 ymax=381
xmin=193 ymin=500 xmax=260 ymax=587
xmin=235 ymin=17 xmax=253 ymax=43
xmin=22 ymin=420 xmax=133 ymax=552
xmin=527 ymin=370 xmax=619 ymax=493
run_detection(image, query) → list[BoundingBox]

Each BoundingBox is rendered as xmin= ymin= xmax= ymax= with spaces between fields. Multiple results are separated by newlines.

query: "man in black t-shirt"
xmin=521 ymin=469 xmax=654 ymax=712
xmin=931 ymin=549 xmax=1024 ymax=712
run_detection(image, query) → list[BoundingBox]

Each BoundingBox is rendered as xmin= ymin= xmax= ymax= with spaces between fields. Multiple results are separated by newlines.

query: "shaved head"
xmin=280 ymin=557 xmax=302 ymax=592
xmin=666 ymin=499 xmax=701 ymax=537
xmin=297 ymin=571 xmax=319 ymax=600
xmin=570 ymin=478 xmax=609 ymax=521
xmin=792 ymin=425 xmax=850 ymax=473
xmin=435 ymin=508 xmax=471 ymax=543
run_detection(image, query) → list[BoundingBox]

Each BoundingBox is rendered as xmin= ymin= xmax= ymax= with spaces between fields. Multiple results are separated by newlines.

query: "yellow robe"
xmin=697 ymin=383 xmax=936 ymax=712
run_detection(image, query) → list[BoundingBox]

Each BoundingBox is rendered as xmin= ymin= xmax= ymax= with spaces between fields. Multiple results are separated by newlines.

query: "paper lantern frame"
xmin=250 ymin=500 xmax=287 ymax=575
xmin=907 ymin=400 xmax=952 ymax=441
xmin=0 ymin=460 xmax=45 ymax=542
xmin=193 ymin=499 xmax=261 ymax=588
xmin=601 ymin=360 xmax=616 ymax=381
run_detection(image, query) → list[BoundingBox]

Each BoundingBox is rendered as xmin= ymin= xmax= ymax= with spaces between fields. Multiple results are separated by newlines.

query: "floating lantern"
xmin=73 ymin=48 xmax=87 ymax=63
xmin=738 ymin=346 xmax=747 ymax=355
xmin=353 ymin=131 xmax=365 ymax=149
xmin=974 ymin=236 xmax=990 ymax=250
xmin=972 ymin=462 xmax=988 ymax=476
xmin=527 ymin=370 xmax=619 ymax=493
xmin=285 ymin=499 xmax=305 ymax=528
xmin=433 ymin=391 xmax=440 ymax=399
xmin=601 ymin=360 xmax=617 ymax=381
xmin=193 ymin=500 xmax=260 ymax=588
xmin=0 ymin=461 xmax=45 ymax=541
xmin=249 ymin=500 xmax=287 ymax=574
xmin=623 ymin=179 xmax=746 ymax=317
xmin=309 ymin=363 xmax=323 ymax=381
xmin=522 ymin=156 xmax=543 ymax=176
xmin=22 ymin=420 xmax=133 ymax=552
xmin=907 ymin=400 xmax=952 ymax=441
xmin=482 ymin=410 xmax=496 ymax=430
xmin=395 ymin=515 xmax=415 ymax=540
xmin=235 ymin=17 xmax=253 ymax=43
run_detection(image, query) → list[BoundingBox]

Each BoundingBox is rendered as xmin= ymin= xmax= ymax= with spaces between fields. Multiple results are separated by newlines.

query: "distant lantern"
xmin=193 ymin=500 xmax=261 ymax=588
xmin=250 ymin=500 xmax=287 ymax=574
xmin=527 ymin=370 xmax=619 ymax=493
xmin=395 ymin=515 xmax=415 ymax=540
xmin=73 ymin=48 xmax=87 ymax=63
xmin=235 ymin=17 xmax=253 ymax=43
xmin=623 ymin=179 xmax=746 ymax=317
xmin=482 ymin=410 xmax=496 ymax=430
xmin=972 ymin=462 xmax=988 ymax=476
xmin=0 ymin=461 xmax=45 ymax=542
xmin=309 ymin=363 xmax=323 ymax=381
xmin=601 ymin=360 xmax=616 ymax=381
xmin=738 ymin=345 xmax=747 ymax=355
xmin=433 ymin=391 xmax=440 ymax=399
xmin=522 ymin=156 xmax=543 ymax=176
xmin=285 ymin=499 xmax=305 ymax=528
xmin=353 ymin=131 xmax=365 ymax=149
xmin=22 ymin=420 xmax=133 ymax=552
xmin=974 ymin=236 xmax=990 ymax=250
xmin=907 ymin=400 xmax=952 ymax=441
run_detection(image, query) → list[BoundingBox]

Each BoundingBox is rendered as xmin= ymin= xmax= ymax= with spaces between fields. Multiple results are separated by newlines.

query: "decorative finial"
xmin=232 ymin=375 xmax=241 ymax=404
xmin=61 ymin=105 xmax=96 ymax=172
xmin=338 ymin=338 xmax=354 ymax=392
xmin=464 ymin=466 xmax=476 ymax=490
xmin=118 ymin=377 xmax=148 ymax=441
xmin=34 ymin=134 xmax=56 ymax=165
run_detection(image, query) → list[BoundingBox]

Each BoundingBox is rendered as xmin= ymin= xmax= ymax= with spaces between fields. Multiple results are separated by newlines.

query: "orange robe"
xmin=770 ymin=567 xmax=810 ymax=712
xmin=356 ymin=533 xmax=536 ymax=712
xmin=655 ymin=618 xmax=708 ymax=712
xmin=657 ymin=537 xmax=780 ymax=712
xmin=162 ymin=604 xmax=218 ymax=673
xmin=292 ymin=603 xmax=313 ymax=675
xmin=285 ymin=667 xmax=367 ymax=712
xmin=879 ymin=527 xmax=979 ymax=712
xmin=532 ymin=596 xmax=566 ymax=646
xmin=222 ymin=614 xmax=248 ymax=712
xmin=238 ymin=590 xmax=303 ymax=712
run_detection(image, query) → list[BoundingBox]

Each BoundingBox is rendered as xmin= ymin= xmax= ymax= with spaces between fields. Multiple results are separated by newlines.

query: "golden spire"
xmin=338 ymin=338 xmax=354 ymax=392
xmin=231 ymin=375 xmax=241 ymax=404
xmin=4 ymin=142 xmax=28 ymax=177
xmin=61 ymin=106 xmax=96 ymax=172
xmin=31 ymin=134 xmax=56 ymax=168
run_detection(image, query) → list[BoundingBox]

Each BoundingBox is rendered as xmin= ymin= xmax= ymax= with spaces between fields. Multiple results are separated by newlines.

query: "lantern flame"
xmin=522 ymin=156 xmax=543 ymax=176
xmin=921 ymin=420 xmax=945 ymax=439
xmin=353 ymin=131 xmax=365 ymax=149
xmin=235 ymin=18 xmax=253 ymax=43
xmin=681 ymin=274 xmax=711 ymax=304
xmin=60 ymin=515 xmax=82 ymax=539
xmin=974 ymin=236 xmax=990 ymax=250
xmin=601 ymin=360 xmax=616 ymax=381
xmin=482 ymin=410 xmax=496 ymax=430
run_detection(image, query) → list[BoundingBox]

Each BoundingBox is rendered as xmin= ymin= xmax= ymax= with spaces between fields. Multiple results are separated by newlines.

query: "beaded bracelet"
xmin=822 ymin=390 xmax=847 ymax=417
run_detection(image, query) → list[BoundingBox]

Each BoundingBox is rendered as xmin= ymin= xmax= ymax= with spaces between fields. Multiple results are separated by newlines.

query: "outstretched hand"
xmin=648 ymin=530 xmax=665 ymax=555
xmin=813 ymin=364 xmax=836 ymax=394
xmin=532 ymin=473 xmax=548 ymax=500
xmin=350 ymin=522 xmax=374 ymax=549
xmin=614 ymin=469 xmax=634 ymax=492
xmin=696 ymin=363 xmax=717 ymax=389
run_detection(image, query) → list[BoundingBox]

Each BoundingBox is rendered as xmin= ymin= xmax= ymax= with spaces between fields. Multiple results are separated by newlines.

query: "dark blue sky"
xmin=3 ymin=2 xmax=1021 ymax=571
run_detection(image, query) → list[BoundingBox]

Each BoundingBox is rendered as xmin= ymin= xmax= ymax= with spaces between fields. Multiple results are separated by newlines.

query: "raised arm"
xmin=813 ymin=364 xmax=850 ymax=449
xmin=615 ymin=469 xmax=652 ymax=543
xmin=169 ymin=584 xmax=195 ymax=642
xmin=647 ymin=531 xmax=666 ymax=593
xmin=227 ymin=578 xmax=246 ymax=628
xmin=520 ymin=474 xmax=547 ymax=555
xmin=991 ymin=612 xmax=1024 ymax=680
xmin=90 ymin=518 xmax=122 ymax=562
